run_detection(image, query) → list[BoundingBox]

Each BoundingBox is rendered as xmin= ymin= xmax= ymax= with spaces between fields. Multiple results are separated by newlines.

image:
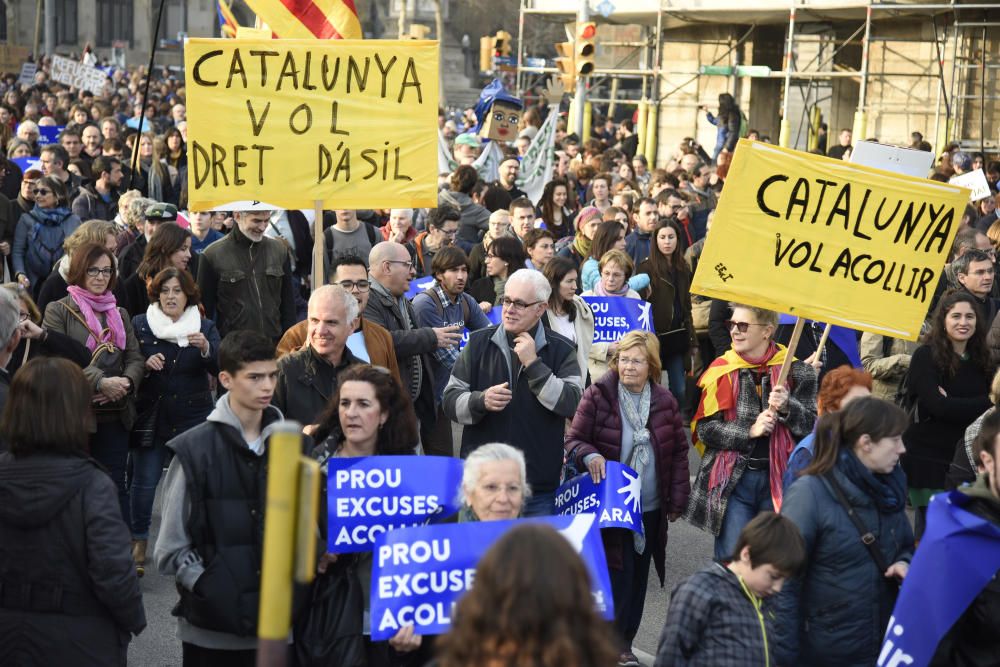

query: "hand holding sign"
xmin=586 ymin=455 xmax=606 ymax=483
xmin=750 ymin=410 xmax=777 ymax=438
xmin=767 ymin=385 xmax=789 ymax=413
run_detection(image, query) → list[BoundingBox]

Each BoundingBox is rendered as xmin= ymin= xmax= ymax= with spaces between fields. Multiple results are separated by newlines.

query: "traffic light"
xmin=575 ymin=21 xmax=596 ymax=77
xmin=555 ymin=41 xmax=575 ymax=90
xmin=494 ymin=30 xmax=512 ymax=58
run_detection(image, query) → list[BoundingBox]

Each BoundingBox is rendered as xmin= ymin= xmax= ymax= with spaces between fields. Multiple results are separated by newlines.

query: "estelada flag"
xmin=243 ymin=0 xmax=362 ymax=39
xmin=217 ymin=0 xmax=239 ymax=38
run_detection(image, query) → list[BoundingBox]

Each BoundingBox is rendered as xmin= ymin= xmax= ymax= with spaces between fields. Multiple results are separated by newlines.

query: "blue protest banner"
xmin=404 ymin=276 xmax=435 ymax=301
xmin=37 ymin=125 xmax=63 ymax=147
xmin=457 ymin=304 xmax=500 ymax=350
xmin=370 ymin=514 xmax=614 ymax=640
xmin=327 ymin=456 xmax=464 ymax=554
xmin=878 ymin=491 xmax=1000 ymax=667
xmin=582 ymin=296 xmax=653 ymax=343
xmin=554 ymin=461 xmax=644 ymax=533
xmin=11 ymin=156 xmax=41 ymax=173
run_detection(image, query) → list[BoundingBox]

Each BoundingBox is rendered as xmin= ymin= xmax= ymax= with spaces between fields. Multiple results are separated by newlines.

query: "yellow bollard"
xmin=568 ymin=96 xmax=579 ymax=137
xmin=851 ymin=110 xmax=867 ymax=146
xmin=583 ymin=101 xmax=593 ymax=144
xmin=257 ymin=423 xmax=303 ymax=644
xmin=808 ymin=106 xmax=821 ymax=153
xmin=643 ymin=103 xmax=658 ymax=167
xmin=779 ymin=118 xmax=792 ymax=148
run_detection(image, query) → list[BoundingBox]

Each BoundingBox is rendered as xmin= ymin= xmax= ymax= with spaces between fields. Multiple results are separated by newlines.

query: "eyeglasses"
xmin=725 ymin=320 xmax=767 ymax=334
xmin=86 ymin=267 xmax=114 ymax=277
xmin=337 ymin=279 xmax=370 ymax=292
xmin=32 ymin=188 xmax=51 ymax=196
xmin=385 ymin=259 xmax=413 ymax=270
xmin=502 ymin=297 xmax=543 ymax=311
xmin=618 ymin=356 xmax=648 ymax=367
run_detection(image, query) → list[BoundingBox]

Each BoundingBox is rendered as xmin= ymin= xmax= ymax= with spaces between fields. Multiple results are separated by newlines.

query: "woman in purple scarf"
xmin=42 ymin=242 xmax=145 ymax=522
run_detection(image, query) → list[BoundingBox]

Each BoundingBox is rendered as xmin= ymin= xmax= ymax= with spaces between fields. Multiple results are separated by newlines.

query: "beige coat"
xmin=859 ymin=332 xmax=920 ymax=401
xmin=42 ymin=295 xmax=145 ymax=429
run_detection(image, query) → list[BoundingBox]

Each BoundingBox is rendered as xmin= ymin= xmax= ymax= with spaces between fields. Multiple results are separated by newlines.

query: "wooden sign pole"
xmin=311 ymin=201 xmax=325 ymax=290
xmin=776 ymin=317 xmax=805 ymax=386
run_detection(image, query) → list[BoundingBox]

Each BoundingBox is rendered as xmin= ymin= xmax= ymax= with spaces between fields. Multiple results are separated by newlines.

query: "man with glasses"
xmin=443 ymin=269 xmax=583 ymax=516
xmin=409 ymin=203 xmax=461 ymax=278
xmin=275 ymin=256 xmax=400 ymax=384
xmin=367 ymin=242 xmax=462 ymax=451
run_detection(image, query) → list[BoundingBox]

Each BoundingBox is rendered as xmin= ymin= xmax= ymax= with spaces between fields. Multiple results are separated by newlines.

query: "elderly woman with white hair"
xmin=459 ymin=442 xmax=530 ymax=521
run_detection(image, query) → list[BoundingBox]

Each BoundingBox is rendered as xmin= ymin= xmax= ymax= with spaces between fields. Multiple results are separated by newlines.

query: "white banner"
xmin=50 ymin=55 xmax=107 ymax=95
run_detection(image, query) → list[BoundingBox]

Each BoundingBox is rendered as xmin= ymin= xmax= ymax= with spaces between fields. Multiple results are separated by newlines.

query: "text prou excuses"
xmin=190 ymin=141 xmax=413 ymax=189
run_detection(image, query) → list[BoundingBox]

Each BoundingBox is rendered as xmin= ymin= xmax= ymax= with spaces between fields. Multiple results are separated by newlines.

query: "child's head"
xmin=728 ymin=512 xmax=806 ymax=597
xmin=218 ymin=330 xmax=278 ymax=412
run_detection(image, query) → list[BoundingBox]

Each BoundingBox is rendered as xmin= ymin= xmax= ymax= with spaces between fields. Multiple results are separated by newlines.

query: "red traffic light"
xmin=580 ymin=24 xmax=596 ymax=39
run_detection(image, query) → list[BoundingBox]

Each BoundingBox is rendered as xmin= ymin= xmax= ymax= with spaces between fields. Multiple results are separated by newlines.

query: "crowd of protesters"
xmin=0 ymin=54 xmax=997 ymax=667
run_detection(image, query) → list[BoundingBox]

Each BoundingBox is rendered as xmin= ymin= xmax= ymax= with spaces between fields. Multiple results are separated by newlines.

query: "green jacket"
xmin=197 ymin=226 xmax=296 ymax=341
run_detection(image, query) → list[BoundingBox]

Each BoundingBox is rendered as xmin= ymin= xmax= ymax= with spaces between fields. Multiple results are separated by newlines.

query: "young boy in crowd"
xmin=154 ymin=330 xmax=283 ymax=666
xmin=654 ymin=513 xmax=806 ymax=667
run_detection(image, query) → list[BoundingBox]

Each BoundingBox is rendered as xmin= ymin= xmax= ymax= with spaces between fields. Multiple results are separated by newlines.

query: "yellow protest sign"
xmin=184 ymin=38 xmax=439 ymax=210
xmin=692 ymin=140 xmax=969 ymax=340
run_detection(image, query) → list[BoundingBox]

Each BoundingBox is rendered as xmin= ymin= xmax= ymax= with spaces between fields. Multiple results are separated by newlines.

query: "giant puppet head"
xmin=473 ymin=79 xmax=524 ymax=143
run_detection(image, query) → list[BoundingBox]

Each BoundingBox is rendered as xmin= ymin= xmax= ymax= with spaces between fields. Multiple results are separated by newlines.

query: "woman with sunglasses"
xmin=684 ymin=304 xmax=817 ymax=562
xmin=12 ymin=176 xmax=82 ymax=297
xmin=42 ymin=242 xmax=145 ymax=527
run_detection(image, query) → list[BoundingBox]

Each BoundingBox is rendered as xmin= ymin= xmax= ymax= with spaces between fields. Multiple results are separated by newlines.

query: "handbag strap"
xmin=823 ymin=472 xmax=891 ymax=573
xmin=60 ymin=301 xmax=119 ymax=367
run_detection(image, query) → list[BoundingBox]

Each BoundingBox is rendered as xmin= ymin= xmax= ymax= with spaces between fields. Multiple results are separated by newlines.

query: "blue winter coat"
xmin=773 ymin=464 xmax=914 ymax=667
xmin=132 ymin=313 xmax=221 ymax=447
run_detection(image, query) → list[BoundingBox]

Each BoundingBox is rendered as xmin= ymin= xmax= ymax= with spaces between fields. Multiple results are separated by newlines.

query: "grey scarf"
xmin=619 ymin=379 xmax=652 ymax=554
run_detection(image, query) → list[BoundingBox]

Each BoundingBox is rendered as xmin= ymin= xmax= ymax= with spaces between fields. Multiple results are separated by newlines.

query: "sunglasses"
xmin=725 ymin=320 xmax=767 ymax=334
xmin=32 ymin=188 xmax=51 ymax=196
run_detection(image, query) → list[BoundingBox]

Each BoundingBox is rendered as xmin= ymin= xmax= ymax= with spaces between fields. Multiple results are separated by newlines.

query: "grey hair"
xmin=389 ymin=208 xmax=413 ymax=220
xmin=0 ymin=288 xmax=19 ymax=348
xmin=310 ymin=284 xmax=359 ymax=323
xmin=506 ymin=268 xmax=552 ymax=303
xmin=459 ymin=442 xmax=531 ymax=505
xmin=128 ymin=196 xmax=156 ymax=226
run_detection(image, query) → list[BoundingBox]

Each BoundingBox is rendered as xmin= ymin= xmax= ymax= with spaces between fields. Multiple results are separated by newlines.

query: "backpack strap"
xmin=426 ymin=286 xmax=445 ymax=316
xmin=823 ymin=472 xmax=891 ymax=574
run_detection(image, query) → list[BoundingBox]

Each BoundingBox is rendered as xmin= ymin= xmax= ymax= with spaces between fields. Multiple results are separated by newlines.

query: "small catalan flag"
xmin=217 ymin=0 xmax=240 ymax=38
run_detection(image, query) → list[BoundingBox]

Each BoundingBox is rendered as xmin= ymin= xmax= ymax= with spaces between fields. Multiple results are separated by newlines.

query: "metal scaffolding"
xmin=515 ymin=0 xmax=999 ymax=161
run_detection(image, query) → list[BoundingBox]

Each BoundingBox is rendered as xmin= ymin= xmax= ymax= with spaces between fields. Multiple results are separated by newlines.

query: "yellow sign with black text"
xmin=184 ymin=38 xmax=439 ymax=210
xmin=692 ymin=140 xmax=970 ymax=340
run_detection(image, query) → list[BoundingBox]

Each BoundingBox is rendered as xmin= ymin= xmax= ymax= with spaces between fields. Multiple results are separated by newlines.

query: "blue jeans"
xmin=609 ymin=510 xmax=661 ymax=648
xmin=128 ymin=442 xmax=169 ymax=539
xmin=714 ymin=468 xmax=774 ymax=561
xmin=523 ymin=491 xmax=556 ymax=517
xmin=92 ymin=420 xmax=131 ymax=525
xmin=662 ymin=353 xmax=686 ymax=411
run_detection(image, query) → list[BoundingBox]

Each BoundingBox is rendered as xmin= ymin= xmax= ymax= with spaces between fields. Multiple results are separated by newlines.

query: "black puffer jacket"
xmin=0 ymin=453 xmax=146 ymax=666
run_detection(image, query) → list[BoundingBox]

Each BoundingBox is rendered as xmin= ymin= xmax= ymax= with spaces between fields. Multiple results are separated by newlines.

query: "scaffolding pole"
xmin=780 ymin=5 xmax=797 ymax=147
xmin=853 ymin=3 xmax=873 ymax=141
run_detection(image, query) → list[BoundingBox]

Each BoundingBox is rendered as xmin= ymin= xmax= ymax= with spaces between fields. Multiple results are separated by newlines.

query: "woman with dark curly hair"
xmin=535 ymin=178 xmax=576 ymax=240
xmin=435 ymin=522 xmax=618 ymax=667
xmin=307 ymin=364 xmax=425 ymax=666
xmin=902 ymin=290 xmax=993 ymax=537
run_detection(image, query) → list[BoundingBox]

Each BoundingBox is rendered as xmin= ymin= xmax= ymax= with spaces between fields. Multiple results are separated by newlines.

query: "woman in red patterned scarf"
xmin=683 ymin=303 xmax=817 ymax=561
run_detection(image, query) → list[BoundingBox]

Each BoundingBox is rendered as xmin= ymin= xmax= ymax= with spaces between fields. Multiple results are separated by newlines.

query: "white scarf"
xmin=145 ymin=303 xmax=201 ymax=347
